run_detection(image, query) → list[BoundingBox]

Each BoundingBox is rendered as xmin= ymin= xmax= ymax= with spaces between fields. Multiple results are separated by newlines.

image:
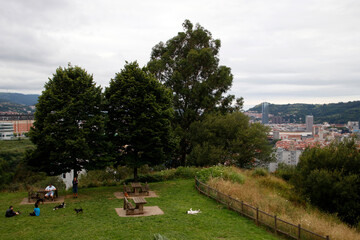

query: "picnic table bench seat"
xmin=124 ymin=197 xmax=140 ymax=215
xmin=141 ymin=182 xmax=150 ymax=196
xmin=123 ymin=183 xmax=132 ymax=194
xmin=27 ymin=189 xmax=59 ymax=203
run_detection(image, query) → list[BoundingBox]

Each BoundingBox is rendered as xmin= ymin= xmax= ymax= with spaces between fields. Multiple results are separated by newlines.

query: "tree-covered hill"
xmin=0 ymin=93 xmax=39 ymax=106
xmin=0 ymin=102 xmax=35 ymax=113
xmin=0 ymin=93 xmax=39 ymax=113
xmin=248 ymin=101 xmax=360 ymax=124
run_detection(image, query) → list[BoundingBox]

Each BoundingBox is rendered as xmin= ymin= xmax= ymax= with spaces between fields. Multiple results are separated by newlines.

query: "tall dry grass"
xmin=207 ymin=167 xmax=360 ymax=240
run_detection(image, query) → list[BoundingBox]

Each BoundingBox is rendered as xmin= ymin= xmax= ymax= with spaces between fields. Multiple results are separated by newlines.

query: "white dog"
xmin=187 ymin=208 xmax=201 ymax=214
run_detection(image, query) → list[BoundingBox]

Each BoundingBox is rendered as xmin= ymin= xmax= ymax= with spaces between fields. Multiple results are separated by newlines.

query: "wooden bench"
xmin=123 ymin=183 xmax=132 ymax=194
xmin=123 ymin=197 xmax=139 ymax=215
xmin=141 ymin=182 xmax=150 ymax=196
xmin=28 ymin=191 xmax=40 ymax=202
xmin=28 ymin=189 xmax=59 ymax=202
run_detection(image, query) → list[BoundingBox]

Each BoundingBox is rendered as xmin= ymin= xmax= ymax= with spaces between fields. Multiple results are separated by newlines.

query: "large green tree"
xmin=189 ymin=112 xmax=272 ymax=167
xmin=147 ymin=20 xmax=242 ymax=166
xmin=105 ymin=62 xmax=173 ymax=180
xmin=294 ymin=138 xmax=360 ymax=225
xmin=27 ymin=64 xmax=109 ymax=175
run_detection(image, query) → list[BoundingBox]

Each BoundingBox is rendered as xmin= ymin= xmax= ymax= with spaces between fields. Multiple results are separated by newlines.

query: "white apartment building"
xmin=275 ymin=147 xmax=302 ymax=166
xmin=0 ymin=122 xmax=14 ymax=140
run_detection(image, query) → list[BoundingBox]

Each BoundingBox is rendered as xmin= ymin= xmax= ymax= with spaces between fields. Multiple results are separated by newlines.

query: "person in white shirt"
xmin=45 ymin=184 xmax=56 ymax=201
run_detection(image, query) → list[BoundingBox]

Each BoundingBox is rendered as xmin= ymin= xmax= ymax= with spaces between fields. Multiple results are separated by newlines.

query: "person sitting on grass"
xmin=29 ymin=204 xmax=40 ymax=216
xmin=45 ymin=184 xmax=56 ymax=201
xmin=5 ymin=206 xmax=20 ymax=217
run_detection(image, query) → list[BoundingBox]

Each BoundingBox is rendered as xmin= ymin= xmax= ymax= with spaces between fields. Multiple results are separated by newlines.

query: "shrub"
xmin=196 ymin=166 xmax=244 ymax=184
xmin=174 ymin=166 xmax=199 ymax=178
xmin=251 ymin=168 xmax=268 ymax=177
xmin=123 ymin=167 xmax=199 ymax=183
xmin=79 ymin=169 xmax=116 ymax=188
xmin=32 ymin=176 xmax=66 ymax=191
xmin=274 ymin=163 xmax=296 ymax=181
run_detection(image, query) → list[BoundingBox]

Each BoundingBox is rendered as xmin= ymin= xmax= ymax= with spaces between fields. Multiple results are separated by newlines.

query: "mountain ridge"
xmin=0 ymin=92 xmax=39 ymax=106
xmin=247 ymin=101 xmax=360 ymax=124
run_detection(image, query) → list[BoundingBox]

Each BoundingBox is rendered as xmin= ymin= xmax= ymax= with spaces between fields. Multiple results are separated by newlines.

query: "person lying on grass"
xmin=5 ymin=206 xmax=20 ymax=217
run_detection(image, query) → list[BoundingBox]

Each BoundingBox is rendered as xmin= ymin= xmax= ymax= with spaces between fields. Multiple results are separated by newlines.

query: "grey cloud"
xmin=0 ymin=0 xmax=359 ymax=106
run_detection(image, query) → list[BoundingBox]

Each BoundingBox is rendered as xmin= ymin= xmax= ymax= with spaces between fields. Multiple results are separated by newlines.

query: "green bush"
xmin=32 ymin=176 xmax=66 ymax=191
xmin=79 ymin=169 xmax=117 ymax=188
xmin=124 ymin=167 xmax=199 ymax=183
xmin=174 ymin=166 xmax=199 ymax=178
xmin=251 ymin=168 xmax=269 ymax=177
xmin=274 ymin=163 xmax=296 ymax=181
xmin=196 ymin=166 xmax=244 ymax=184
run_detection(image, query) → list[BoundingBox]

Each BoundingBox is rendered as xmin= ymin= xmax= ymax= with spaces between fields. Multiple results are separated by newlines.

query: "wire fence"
xmin=195 ymin=177 xmax=330 ymax=240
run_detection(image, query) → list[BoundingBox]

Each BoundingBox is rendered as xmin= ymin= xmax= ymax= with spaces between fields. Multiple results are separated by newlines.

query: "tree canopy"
xmin=105 ymin=62 xmax=173 ymax=180
xmin=294 ymin=138 xmax=360 ymax=225
xmin=147 ymin=19 xmax=242 ymax=166
xmin=27 ymin=64 xmax=109 ymax=175
xmin=189 ymin=112 xmax=272 ymax=167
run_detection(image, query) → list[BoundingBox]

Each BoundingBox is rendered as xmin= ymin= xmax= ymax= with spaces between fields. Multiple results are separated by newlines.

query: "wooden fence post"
xmin=274 ymin=215 xmax=277 ymax=235
xmin=241 ymin=201 xmax=244 ymax=214
xmin=326 ymin=236 xmax=330 ymax=240
xmin=256 ymin=208 xmax=259 ymax=225
xmin=298 ymin=224 xmax=301 ymax=240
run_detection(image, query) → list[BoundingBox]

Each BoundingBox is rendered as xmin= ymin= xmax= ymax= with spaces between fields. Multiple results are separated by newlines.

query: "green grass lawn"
xmin=0 ymin=179 xmax=279 ymax=240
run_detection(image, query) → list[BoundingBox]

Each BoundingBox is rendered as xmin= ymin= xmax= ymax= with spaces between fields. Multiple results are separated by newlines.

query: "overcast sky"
xmin=1 ymin=0 xmax=359 ymax=109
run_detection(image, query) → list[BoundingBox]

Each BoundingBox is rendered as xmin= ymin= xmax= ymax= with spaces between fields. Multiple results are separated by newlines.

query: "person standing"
xmin=72 ymin=177 xmax=78 ymax=198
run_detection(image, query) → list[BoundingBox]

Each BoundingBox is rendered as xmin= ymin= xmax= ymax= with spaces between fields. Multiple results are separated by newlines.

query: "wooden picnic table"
xmin=28 ymin=189 xmax=58 ymax=202
xmin=131 ymin=182 xmax=142 ymax=196
xmin=132 ymin=197 xmax=147 ymax=213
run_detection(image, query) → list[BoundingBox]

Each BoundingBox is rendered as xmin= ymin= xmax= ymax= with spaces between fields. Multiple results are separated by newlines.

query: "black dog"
xmin=74 ymin=208 xmax=83 ymax=214
xmin=35 ymin=198 xmax=44 ymax=205
xmin=53 ymin=202 xmax=66 ymax=210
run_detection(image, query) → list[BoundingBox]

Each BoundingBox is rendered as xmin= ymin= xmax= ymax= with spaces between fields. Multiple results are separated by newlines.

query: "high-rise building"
xmin=305 ymin=115 xmax=313 ymax=133
xmin=261 ymin=102 xmax=269 ymax=124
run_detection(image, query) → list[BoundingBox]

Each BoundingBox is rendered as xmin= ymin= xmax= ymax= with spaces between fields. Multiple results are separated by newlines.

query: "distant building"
xmin=261 ymin=102 xmax=269 ymax=124
xmin=0 ymin=122 xmax=14 ymax=140
xmin=305 ymin=115 xmax=313 ymax=133
xmin=348 ymin=121 xmax=359 ymax=131
xmin=276 ymin=148 xmax=302 ymax=166
xmin=273 ymin=131 xmax=280 ymax=140
xmin=270 ymin=116 xmax=283 ymax=124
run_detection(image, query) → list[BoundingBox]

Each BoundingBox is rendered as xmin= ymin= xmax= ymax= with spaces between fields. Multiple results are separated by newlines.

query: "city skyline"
xmin=0 ymin=0 xmax=360 ymax=107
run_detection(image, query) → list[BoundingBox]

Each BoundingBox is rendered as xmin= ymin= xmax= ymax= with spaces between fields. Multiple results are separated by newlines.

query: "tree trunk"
xmin=133 ymin=167 xmax=138 ymax=182
xmin=180 ymin=136 xmax=188 ymax=166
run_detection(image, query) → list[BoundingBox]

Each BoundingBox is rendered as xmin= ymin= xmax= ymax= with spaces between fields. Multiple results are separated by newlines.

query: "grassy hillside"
xmin=0 ymin=139 xmax=35 ymax=189
xmin=248 ymin=101 xmax=360 ymax=124
xmin=0 ymin=180 xmax=279 ymax=240
xmin=206 ymin=168 xmax=360 ymax=240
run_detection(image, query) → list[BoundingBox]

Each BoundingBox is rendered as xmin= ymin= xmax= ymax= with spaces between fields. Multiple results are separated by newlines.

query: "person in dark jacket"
xmin=5 ymin=206 xmax=20 ymax=217
xmin=72 ymin=176 xmax=78 ymax=198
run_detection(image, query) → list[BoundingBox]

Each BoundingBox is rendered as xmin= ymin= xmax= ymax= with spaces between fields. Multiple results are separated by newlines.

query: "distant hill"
xmin=0 ymin=92 xmax=39 ymax=106
xmin=248 ymin=101 xmax=360 ymax=124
